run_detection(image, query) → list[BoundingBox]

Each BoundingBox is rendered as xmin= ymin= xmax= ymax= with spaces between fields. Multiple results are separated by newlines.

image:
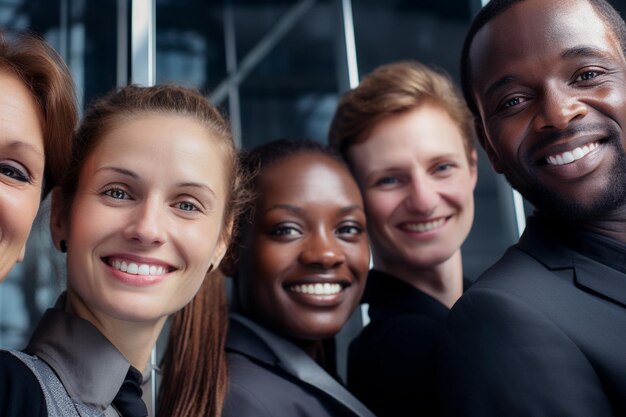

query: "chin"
xmin=289 ymin=321 xmax=344 ymax=341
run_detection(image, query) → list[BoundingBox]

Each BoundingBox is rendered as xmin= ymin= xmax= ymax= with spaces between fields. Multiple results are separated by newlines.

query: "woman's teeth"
xmin=288 ymin=283 xmax=343 ymax=295
xmin=110 ymin=259 xmax=167 ymax=276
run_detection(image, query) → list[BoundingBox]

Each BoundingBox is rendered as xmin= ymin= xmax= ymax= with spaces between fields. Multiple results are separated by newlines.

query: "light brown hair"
xmin=328 ymin=60 xmax=475 ymax=166
xmin=0 ymin=30 xmax=78 ymax=197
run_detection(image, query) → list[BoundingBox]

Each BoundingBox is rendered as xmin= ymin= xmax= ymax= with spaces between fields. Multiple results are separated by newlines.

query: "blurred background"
xmin=4 ymin=0 xmax=619 ymax=386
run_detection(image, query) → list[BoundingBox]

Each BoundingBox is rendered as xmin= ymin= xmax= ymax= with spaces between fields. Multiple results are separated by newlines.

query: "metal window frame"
xmin=130 ymin=0 xmax=157 ymax=410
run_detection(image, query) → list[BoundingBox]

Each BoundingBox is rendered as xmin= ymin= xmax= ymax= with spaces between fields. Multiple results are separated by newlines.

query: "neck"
xmin=65 ymin=291 xmax=166 ymax=371
xmin=541 ymin=208 xmax=626 ymax=244
xmin=375 ymin=250 xmax=464 ymax=309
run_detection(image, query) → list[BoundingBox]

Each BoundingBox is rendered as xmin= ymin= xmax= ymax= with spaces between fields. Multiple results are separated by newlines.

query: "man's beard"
xmin=504 ymin=137 xmax=626 ymax=221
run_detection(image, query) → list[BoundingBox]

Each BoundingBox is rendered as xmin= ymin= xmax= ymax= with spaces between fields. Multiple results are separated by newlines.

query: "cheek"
xmin=447 ymin=179 xmax=475 ymax=209
xmin=250 ymin=239 xmax=285 ymax=277
xmin=487 ymin=120 xmax=525 ymax=159
xmin=184 ymin=225 xmax=220 ymax=267
xmin=239 ymin=242 xmax=285 ymax=307
xmin=348 ymin=242 xmax=370 ymax=277
xmin=67 ymin=199 xmax=106 ymax=245
xmin=10 ymin=191 xmax=41 ymax=241
xmin=364 ymin=190 xmax=399 ymax=222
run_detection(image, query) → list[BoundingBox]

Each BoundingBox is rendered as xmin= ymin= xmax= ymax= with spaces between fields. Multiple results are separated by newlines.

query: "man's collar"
xmin=519 ymin=215 xmax=626 ymax=308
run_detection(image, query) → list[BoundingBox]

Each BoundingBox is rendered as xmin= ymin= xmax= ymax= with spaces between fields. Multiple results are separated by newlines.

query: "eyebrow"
xmin=560 ymin=45 xmax=609 ymax=60
xmin=265 ymin=204 xmax=304 ymax=215
xmin=175 ymin=181 xmax=217 ymax=198
xmin=340 ymin=204 xmax=364 ymax=215
xmin=96 ymin=166 xmax=216 ymax=197
xmin=2 ymin=140 xmax=44 ymax=157
xmin=96 ymin=166 xmax=139 ymax=179
xmin=483 ymin=46 xmax=611 ymax=101
xmin=265 ymin=203 xmax=364 ymax=215
xmin=484 ymin=75 xmax=518 ymax=101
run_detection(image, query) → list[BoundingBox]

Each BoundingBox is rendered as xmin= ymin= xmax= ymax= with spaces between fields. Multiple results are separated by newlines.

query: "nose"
xmin=298 ymin=231 xmax=346 ymax=270
xmin=404 ymin=175 xmax=439 ymax=215
xmin=123 ymin=198 xmax=166 ymax=246
xmin=534 ymin=84 xmax=588 ymax=131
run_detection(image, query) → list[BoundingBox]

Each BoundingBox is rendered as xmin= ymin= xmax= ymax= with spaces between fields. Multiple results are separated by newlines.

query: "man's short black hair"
xmin=460 ymin=0 xmax=626 ymax=119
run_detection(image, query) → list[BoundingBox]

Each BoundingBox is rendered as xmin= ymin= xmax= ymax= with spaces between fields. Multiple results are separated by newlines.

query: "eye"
xmin=501 ymin=96 xmax=527 ymax=109
xmin=434 ymin=163 xmax=453 ymax=173
xmin=174 ymin=201 xmax=199 ymax=212
xmin=269 ymin=225 xmax=302 ymax=237
xmin=336 ymin=224 xmax=363 ymax=236
xmin=375 ymin=176 xmax=398 ymax=187
xmin=0 ymin=162 xmax=30 ymax=183
xmin=576 ymin=70 xmax=601 ymax=82
xmin=102 ymin=187 xmax=130 ymax=200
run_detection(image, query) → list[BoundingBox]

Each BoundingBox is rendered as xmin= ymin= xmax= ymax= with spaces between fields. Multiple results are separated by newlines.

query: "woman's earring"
xmin=208 ymin=263 xmax=214 ymax=273
xmin=60 ymin=240 xmax=68 ymax=253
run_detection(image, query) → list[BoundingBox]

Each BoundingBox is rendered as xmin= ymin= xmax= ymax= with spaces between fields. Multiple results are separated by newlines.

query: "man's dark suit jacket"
xmin=222 ymin=314 xmax=376 ymax=417
xmin=440 ymin=215 xmax=626 ymax=417
xmin=348 ymin=270 xmax=450 ymax=417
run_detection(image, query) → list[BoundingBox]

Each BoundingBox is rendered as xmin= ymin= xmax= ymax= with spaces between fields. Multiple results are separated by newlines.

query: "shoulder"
xmin=226 ymin=352 xmax=350 ymax=417
xmin=440 ymin=283 xmax=612 ymax=416
xmin=352 ymin=312 xmax=443 ymax=360
xmin=0 ymin=351 xmax=47 ymax=417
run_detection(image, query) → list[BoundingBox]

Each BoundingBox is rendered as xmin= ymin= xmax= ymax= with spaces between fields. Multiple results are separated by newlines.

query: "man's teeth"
xmin=289 ymin=283 xmax=343 ymax=295
xmin=402 ymin=218 xmax=445 ymax=233
xmin=546 ymin=142 xmax=599 ymax=166
xmin=111 ymin=259 xmax=166 ymax=276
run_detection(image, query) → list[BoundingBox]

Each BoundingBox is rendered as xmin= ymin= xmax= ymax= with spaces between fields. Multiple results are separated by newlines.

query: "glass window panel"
xmin=236 ymin=0 xmax=338 ymax=148
xmin=156 ymin=0 xmax=227 ymax=91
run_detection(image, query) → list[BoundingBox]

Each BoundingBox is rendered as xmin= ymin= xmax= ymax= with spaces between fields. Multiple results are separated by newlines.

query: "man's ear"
xmin=49 ymin=187 xmax=68 ymax=252
xmin=475 ymin=118 xmax=504 ymax=174
xmin=468 ymin=149 xmax=479 ymax=191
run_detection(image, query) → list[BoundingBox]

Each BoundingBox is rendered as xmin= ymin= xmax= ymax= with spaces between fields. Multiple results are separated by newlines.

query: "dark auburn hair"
xmin=0 ymin=30 xmax=78 ymax=197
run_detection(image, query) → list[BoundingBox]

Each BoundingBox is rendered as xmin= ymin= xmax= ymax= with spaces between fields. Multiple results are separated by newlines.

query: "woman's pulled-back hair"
xmin=59 ymin=84 xmax=245 ymax=417
xmin=0 ymin=30 xmax=78 ymax=197
xmin=328 ymin=60 xmax=475 ymax=167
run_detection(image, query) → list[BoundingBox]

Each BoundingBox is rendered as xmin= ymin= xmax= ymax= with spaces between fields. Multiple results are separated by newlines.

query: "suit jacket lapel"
xmin=517 ymin=217 xmax=626 ymax=308
xmin=572 ymin=252 xmax=626 ymax=308
xmin=228 ymin=314 xmax=376 ymax=417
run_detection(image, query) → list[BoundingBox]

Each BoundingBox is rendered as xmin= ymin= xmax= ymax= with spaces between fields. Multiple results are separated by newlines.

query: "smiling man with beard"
xmin=439 ymin=0 xmax=626 ymax=416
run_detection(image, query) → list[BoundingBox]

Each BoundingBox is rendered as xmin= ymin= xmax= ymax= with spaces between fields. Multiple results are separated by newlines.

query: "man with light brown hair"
xmin=329 ymin=61 xmax=476 ymax=417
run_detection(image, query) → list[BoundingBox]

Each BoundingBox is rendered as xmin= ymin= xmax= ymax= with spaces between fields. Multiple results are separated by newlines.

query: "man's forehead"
xmin=469 ymin=0 xmax=615 ymax=79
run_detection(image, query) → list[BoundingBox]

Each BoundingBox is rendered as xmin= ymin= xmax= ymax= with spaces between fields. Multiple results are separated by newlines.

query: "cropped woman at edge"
xmin=0 ymin=30 xmax=77 ymax=282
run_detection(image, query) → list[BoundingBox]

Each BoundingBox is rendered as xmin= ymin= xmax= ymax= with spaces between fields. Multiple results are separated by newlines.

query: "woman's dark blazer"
xmin=223 ymin=314 xmax=377 ymax=417
xmin=440 ymin=215 xmax=626 ymax=417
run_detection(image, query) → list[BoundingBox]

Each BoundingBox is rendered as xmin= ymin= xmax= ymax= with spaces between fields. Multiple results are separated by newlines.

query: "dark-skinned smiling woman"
xmin=221 ymin=139 xmax=376 ymax=417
